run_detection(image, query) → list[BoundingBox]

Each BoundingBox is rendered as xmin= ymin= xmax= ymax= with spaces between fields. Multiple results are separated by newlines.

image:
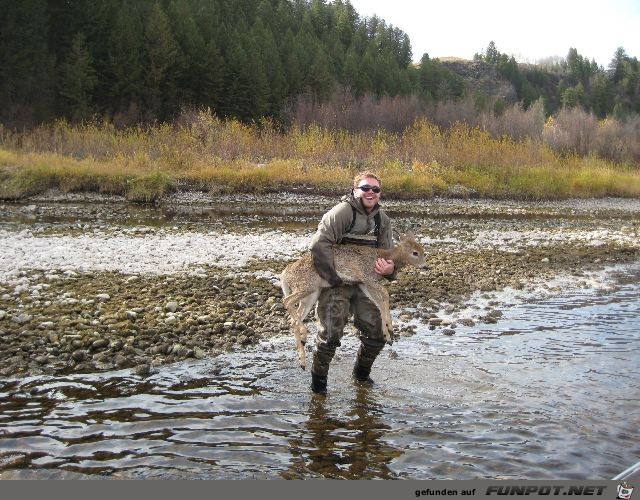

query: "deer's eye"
xmin=412 ymin=251 xmax=419 ymax=256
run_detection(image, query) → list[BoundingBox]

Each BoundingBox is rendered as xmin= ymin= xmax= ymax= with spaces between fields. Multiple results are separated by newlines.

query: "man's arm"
xmin=309 ymin=203 xmax=352 ymax=287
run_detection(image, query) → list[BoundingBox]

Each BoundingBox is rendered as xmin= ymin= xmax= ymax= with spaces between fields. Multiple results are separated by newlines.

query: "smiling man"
xmin=308 ymin=171 xmax=396 ymax=395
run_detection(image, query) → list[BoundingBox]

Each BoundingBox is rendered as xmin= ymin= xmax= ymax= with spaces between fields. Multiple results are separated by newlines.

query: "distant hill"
xmin=439 ymin=59 xmax=518 ymax=103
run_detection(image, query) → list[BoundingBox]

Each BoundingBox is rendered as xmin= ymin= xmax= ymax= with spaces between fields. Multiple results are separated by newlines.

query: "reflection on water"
xmin=283 ymin=388 xmax=400 ymax=479
xmin=0 ymin=265 xmax=638 ymax=479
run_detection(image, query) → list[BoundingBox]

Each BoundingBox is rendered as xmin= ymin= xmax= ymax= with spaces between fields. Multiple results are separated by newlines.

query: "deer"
xmin=280 ymin=232 xmax=427 ymax=369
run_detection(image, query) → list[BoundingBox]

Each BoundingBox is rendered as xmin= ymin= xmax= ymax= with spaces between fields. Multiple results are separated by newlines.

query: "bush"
xmin=543 ymin=108 xmax=598 ymax=156
xmin=482 ymin=99 xmax=546 ymax=141
xmin=290 ymin=89 xmax=428 ymax=133
xmin=124 ymin=172 xmax=173 ymax=203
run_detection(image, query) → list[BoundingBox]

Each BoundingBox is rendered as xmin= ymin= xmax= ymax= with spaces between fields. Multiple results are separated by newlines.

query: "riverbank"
xmin=2 ymin=115 xmax=640 ymax=201
xmin=0 ymin=192 xmax=638 ymax=378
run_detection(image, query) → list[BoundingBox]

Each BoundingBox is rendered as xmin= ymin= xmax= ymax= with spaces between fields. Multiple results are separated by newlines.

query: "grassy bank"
xmin=1 ymin=113 xmax=639 ymax=201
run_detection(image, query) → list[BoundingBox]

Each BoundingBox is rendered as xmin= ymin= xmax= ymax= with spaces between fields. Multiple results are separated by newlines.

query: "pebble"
xmin=91 ymin=339 xmax=108 ymax=350
xmin=71 ymin=350 xmax=87 ymax=362
xmin=114 ymin=354 xmax=129 ymax=367
xmin=134 ymin=363 xmax=151 ymax=376
xmin=12 ymin=313 xmax=32 ymax=324
xmin=170 ymin=344 xmax=189 ymax=357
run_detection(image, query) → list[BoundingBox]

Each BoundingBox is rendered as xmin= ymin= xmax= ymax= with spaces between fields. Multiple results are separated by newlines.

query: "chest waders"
xmin=311 ymin=206 xmax=387 ymax=394
xmin=340 ymin=206 xmax=381 ymax=247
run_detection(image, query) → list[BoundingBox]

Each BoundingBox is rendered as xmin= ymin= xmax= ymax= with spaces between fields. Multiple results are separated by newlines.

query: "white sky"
xmin=346 ymin=0 xmax=640 ymax=67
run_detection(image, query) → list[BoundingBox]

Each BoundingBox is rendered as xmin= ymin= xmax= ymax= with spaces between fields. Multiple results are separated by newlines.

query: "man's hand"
xmin=374 ymin=258 xmax=394 ymax=276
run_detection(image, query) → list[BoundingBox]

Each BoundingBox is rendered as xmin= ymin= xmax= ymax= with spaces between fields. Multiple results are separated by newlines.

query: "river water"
xmin=1 ymin=262 xmax=638 ymax=480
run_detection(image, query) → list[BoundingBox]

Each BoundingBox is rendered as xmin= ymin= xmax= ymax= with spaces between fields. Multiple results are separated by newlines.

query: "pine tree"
xmin=143 ymin=3 xmax=179 ymax=120
xmin=59 ymin=32 xmax=98 ymax=121
xmin=590 ymin=72 xmax=612 ymax=117
xmin=561 ymin=84 xmax=584 ymax=109
xmin=485 ymin=41 xmax=499 ymax=64
xmin=201 ymin=40 xmax=226 ymax=112
xmin=221 ymin=30 xmax=256 ymax=120
xmin=252 ymin=19 xmax=287 ymax=118
xmin=108 ymin=2 xmax=144 ymax=115
xmin=335 ymin=0 xmax=357 ymax=48
xmin=244 ymin=29 xmax=271 ymax=119
xmin=82 ymin=0 xmax=118 ymax=113
xmin=293 ymin=25 xmax=317 ymax=90
xmin=0 ymin=0 xmax=55 ymax=125
xmin=609 ymin=47 xmax=627 ymax=84
xmin=308 ymin=45 xmax=334 ymax=100
xmin=168 ymin=0 xmax=204 ymax=106
xmin=281 ymin=29 xmax=304 ymax=97
xmin=567 ymin=48 xmax=587 ymax=83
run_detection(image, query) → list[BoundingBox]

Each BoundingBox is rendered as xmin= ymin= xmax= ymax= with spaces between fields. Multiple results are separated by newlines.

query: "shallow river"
xmin=1 ymin=263 xmax=638 ymax=480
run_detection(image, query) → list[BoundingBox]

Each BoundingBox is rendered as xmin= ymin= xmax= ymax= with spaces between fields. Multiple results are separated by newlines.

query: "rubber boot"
xmin=311 ymin=372 xmax=328 ymax=395
xmin=352 ymin=360 xmax=374 ymax=386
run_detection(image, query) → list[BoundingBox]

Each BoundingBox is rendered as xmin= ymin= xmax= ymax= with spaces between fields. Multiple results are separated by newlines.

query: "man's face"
xmin=354 ymin=177 xmax=381 ymax=212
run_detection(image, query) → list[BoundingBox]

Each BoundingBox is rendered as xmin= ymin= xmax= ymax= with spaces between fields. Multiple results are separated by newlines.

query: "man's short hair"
xmin=353 ymin=171 xmax=381 ymax=187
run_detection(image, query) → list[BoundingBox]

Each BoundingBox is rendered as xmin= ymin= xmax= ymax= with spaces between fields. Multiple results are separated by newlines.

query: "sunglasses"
xmin=357 ymin=184 xmax=381 ymax=193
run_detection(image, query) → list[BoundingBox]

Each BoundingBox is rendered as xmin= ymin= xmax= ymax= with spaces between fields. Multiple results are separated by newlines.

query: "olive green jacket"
xmin=309 ymin=193 xmax=395 ymax=286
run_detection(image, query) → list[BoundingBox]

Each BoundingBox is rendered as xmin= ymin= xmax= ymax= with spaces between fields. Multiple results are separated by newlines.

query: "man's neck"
xmin=360 ymin=199 xmax=378 ymax=214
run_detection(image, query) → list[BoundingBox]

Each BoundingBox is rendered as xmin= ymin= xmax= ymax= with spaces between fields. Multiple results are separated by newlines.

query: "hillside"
xmin=0 ymin=2 xmax=637 ymax=127
xmin=439 ymin=59 xmax=518 ymax=103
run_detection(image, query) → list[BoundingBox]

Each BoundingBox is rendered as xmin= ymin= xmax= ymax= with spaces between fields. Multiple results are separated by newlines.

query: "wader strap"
xmin=345 ymin=205 xmax=357 ymax=233
xmin=341 ymin=207 xmax=381 ymax=247
xmin=374 ymin=212 xmax=381 ymax=243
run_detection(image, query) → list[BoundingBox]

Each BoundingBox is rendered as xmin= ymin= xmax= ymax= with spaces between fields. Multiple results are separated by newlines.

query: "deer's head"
xmin=395 ymin=232 xmax=427 ymax=270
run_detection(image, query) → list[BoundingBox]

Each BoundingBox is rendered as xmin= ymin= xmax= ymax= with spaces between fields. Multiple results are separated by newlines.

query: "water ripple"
xmin=1 ymin=265 xmax=639 ymax=479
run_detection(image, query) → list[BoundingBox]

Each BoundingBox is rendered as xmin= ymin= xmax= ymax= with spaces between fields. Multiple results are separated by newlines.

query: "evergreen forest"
xmin=1 ymin=0 xmax=639 ymax=129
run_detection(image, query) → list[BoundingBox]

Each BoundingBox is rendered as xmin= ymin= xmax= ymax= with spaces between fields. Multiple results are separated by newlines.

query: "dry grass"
xmin=1 ymin=111 xmax=639 ymax=201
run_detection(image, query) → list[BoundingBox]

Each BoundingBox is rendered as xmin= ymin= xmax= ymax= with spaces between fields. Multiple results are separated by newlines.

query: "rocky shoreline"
xmin=1 ymin=243 xmax=637 ymax=378
xmin=1 ymin=193 xmax=639 ymax=378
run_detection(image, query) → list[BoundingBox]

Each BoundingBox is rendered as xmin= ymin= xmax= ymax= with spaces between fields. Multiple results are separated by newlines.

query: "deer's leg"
xmin=358 ymin=283 xmax=393 ymax=344
xmin=377 ymin=292 xmax=394 ymax=345
xmin=295 ymin=289 xmax=320 ymax=345
xmin=379 ymin=287 xmax=394 ymax=343
xmin=283 ymin=290 xmax=314 ymax=369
